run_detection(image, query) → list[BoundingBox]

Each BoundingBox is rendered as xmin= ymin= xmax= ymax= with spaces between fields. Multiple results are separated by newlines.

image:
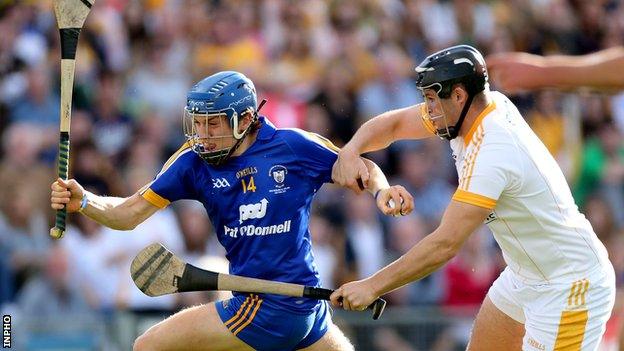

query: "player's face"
xmin=422 ymin=88 xmax=456 ymax=132
xmin=192 ymin=115 xmax=236 ymax=152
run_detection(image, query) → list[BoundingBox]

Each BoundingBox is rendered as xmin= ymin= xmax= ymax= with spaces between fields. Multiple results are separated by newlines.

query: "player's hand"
xmin=332 ymin=146 xmax=369 ymax=194
xmin=376 ymin=185 xmax=414 ymax=217
xmin=487 ymin=52 xmax=545 ymax=93
xmin=50 ymin=178 xmax=84 ymax=213
xmin=330 ymin=278 xmax=378 ymax=311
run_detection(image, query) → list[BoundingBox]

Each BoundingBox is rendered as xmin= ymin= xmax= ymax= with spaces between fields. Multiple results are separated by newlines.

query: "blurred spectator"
xmin=90 ymin=70 xmax=134 ymax=158
xmin=191 ymin=2 xmax=266 ymax=79
xmin=312 ymin=59 xmax=359 ymax=145
xmin=344 ymin=192 xmax=384 ymax=279
xmin=415 ymin=0 xmax=494 ymax=51
xmin=303 ymin=103 xmax=334 ymax=141
xmin=526 ymin=91 xmax=565 ymax=157
xmin=328 ymin=1 xmax=378 ymax=89
xmin=259 ymin=69 xmax=308 ymax=129
xmin=123 ymin=139 xmax=165 ymax=180
xmin=574 ymin=121 xmax=624 ymax=224
xmin=373 ymin=327 xmax=417 ymax=351
xmin=16 ymin=244 xmax=92 ymax=316
xmin=62 ymin=211 xmax=120 ymax=311
xmin=0 ymin=123 xmax=54 ymax=211
xmin=579 ymin=95 xmax=613 ymax=139
xmin=441 ymin=227 xmax=499 ymax=349
xmin=271 ymin=24 xmax=322 ymax=101
xmin=0 ymin=182 xmax=50 ymax=298
xmin=392 ymin=146 xmax=454 ymax=228
xmin=309 ymin=212 xmax=340 ymax=288
xmin=386 ymin=214 xmax=446 ymax=307
xmin=401 ymin=1 xmax=428 ymax=63
xmin=68 ymin=109 xmax=96 ymax=145
xmin=8 ymin=63 xmax=59 ymax=126
xmin=584 ymin=195 xmax=619 ymax=244
xmin=89 ymin=1 xmax=131 ymax=72
xmin=126 ymin=38 xmax=190 ymax=122
xmin=174 ymin=200 xmax=224 ymax=261
xmin=356 ymin=44 xmax=421 ymax=122
xmin=72 ymin=140 xmax=126 ymax=197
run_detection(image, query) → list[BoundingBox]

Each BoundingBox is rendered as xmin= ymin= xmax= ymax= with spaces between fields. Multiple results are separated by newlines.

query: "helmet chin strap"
xmin=216 ymin=99 xmax=267 ymax=165
xmin=438 ymin=93 xmax=475 ymax=140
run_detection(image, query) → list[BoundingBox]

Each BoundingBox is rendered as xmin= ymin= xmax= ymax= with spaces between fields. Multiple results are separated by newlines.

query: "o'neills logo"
xmin=236 ymin=166 xmax=258 ymax=179
xmin=224 ymin=220 xmax=291 ymax=238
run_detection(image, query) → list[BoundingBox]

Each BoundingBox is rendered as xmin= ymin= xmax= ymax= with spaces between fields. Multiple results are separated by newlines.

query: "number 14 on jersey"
xmin=241 ymin=176 xmax=257 ymax=193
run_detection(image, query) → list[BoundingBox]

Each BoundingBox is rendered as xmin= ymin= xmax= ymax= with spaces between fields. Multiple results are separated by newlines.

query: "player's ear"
xmin=452 ymin=84 xmax=467 ymax=105
xmin=238 ymin=111 xmax=253 ymax=132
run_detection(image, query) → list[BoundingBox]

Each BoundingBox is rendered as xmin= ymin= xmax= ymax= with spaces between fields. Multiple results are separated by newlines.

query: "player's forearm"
xmin=80 ymin=192 xmax=146 ymax=230
xmin=362 ymin=159 xmax=390 ymax=196
xmin=540 ymin=47 xmax=624 ymax=89
xmin=367 ymin=231 xmax=458 ymax=296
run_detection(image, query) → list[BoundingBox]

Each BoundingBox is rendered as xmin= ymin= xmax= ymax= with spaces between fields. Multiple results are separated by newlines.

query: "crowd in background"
xmin=1 ymin=0 xmax=624 ymax=350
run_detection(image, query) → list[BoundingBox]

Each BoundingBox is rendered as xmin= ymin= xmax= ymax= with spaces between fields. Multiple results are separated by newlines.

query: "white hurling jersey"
xmin=423 ymin=91 xmax=610 ymax=285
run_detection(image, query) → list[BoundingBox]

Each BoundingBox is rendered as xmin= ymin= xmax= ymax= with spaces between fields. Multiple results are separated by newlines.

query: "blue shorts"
xmin=216 ymin=293 xmax=330 ymax=351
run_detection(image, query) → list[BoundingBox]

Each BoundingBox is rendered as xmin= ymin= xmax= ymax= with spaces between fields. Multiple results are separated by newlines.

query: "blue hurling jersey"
xmin=140 ymin=117 xmax=338 ymax=313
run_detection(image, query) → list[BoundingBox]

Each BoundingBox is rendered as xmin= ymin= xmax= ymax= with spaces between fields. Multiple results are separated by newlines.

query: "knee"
xmin=133 ymin=329 xmax=159 ymax=351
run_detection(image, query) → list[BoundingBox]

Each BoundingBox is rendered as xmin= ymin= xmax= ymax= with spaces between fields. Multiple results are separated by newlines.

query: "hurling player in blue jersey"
xmin=51 ymin=71 xmax=413 ymax=351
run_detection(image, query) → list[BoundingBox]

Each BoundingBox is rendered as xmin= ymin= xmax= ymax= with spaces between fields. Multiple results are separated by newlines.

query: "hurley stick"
xmin=50 ymin=0 xmax=95 ymax=239
xmin=131 ymin=243 xmax=387 ymax=320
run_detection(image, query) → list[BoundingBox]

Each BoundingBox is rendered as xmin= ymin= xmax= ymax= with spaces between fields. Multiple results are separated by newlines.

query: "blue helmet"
xmin=184 ymin=71 xmax=259 ymax=165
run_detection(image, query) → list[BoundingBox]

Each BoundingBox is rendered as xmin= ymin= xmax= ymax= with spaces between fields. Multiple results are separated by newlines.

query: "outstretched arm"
xmin=487 ymin=47 xmax=624 ymax=92
xmin=79 ymin=192 xmax=159 ymax=230
xmin=333 ymin=103 xmax=433 ymax=192
xmin=51 ymin=178 xmax=159 ymax=230
xmin=330 ymin=199 xmax=491 ymax=310
xmin=345 ymin=103 xmax=432 ymax=155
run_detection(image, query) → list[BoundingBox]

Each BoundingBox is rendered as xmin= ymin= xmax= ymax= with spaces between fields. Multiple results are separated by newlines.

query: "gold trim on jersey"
xmin=452 ymin=189 xmax=496 ymax=209
xmin=157 ymin=141 xmax=192 ymax=178
xmin=141 ymin=189 xmax=170 ymax=209
xmin=138 ymin=142 xmax=191 ymax=209
xmin=303 ymin=131 xmax=340 ymax=153
xmin=463 ymin=101 xmax=496 ymax=146
xmin=459 ymin=126 xmax=485 ymax=191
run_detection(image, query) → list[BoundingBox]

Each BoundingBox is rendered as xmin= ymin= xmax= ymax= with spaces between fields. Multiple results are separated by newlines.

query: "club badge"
xmin=269 ymin=165 xmax=290 ymax=194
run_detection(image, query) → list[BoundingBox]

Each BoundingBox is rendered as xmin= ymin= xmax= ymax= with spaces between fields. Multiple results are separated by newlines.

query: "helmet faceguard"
xmin=183 ymin=71 xmax=264 ymax=166
xmin=415 ymin=45 xmax=488 ymax=140
xmin=419 ymin=83 xmax=457 ymax=140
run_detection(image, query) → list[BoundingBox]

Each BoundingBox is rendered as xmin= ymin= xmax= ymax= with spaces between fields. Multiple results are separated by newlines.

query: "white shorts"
xmin=488 ymin=266 xmax=616 ymax=351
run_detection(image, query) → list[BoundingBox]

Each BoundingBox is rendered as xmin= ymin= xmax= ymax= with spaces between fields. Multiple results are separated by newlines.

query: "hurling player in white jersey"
xmin=330 ymin=45 xmax=616 ymax=351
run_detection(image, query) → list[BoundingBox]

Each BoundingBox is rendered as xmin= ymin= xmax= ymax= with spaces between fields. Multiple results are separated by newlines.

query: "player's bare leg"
xmin=467 ymin=296 xmax=524 ymax=351
xmin=299 ymin=323 xmax=354 ymax=351
xmin=133 ymin=302 xmax=253 ymax=351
